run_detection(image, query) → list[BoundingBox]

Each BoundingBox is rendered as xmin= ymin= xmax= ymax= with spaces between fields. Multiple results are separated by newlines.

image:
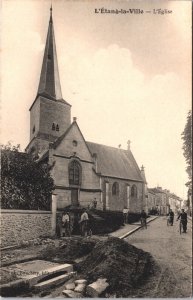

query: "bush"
xmin=127 ymin=212 xmax=141 ymax=224
xmin=149 ymin=209 xmax=159 ymax=216
xmin=1 ymin=143 xmax=54 ymax=210
xmin=91 ymin=209 xmax=124 ymax=233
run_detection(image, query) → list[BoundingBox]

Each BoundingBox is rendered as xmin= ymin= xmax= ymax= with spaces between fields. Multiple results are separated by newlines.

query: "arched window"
xmin=112 ymin=182 xmax=119 ymax=195
xmin=52 ymin=123 xmax=55 ymax=131
xmin=131 ymin=184 xmax=137 ymax=197
xmin=69 ymin=160 xmax=81 ymax=185
xmin=56 ymin=124 xmax=59 ymax=131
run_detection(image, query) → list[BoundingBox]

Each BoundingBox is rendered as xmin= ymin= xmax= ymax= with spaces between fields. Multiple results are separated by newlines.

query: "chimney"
xmin=73 ymin=117 xmax=77 ymax=122
xmin=127 ymin=140 xmax=131 ymax=150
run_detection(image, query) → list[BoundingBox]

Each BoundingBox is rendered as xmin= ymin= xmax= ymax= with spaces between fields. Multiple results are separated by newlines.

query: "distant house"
xmin=25 ymin=8 xmax=146 ymax=214
xmin=147 ymin=187 xmax=169 ymax=215
xmin=168 ymin=193 xmax=182 ymax=214
xmin=146 ymin=189 xmax=158 ymax=214
xmin=147 ymin=187 xmax=183 ymax=215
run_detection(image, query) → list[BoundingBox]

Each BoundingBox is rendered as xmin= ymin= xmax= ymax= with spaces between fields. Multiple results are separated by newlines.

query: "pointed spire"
xmin=127 ymin=140 xmax=131 ymax=150
xmin=50 ymin=4 xmax=53 ymax=23
xmin=140 ymin=165 xmax=147 ymax=183
xmin=37 ymin=6 xmax=63 ymax=100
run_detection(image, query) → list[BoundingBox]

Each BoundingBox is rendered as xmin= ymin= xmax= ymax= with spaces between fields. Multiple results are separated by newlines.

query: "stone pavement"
xmin=110 ymin=216 xmax=158 ymax=239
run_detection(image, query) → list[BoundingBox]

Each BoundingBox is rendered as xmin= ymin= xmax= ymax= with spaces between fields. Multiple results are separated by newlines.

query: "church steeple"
xmin=37 ymin=6 xmax=62 ymax=100
xmin=26 ymin=7 xmax=71 ymax=156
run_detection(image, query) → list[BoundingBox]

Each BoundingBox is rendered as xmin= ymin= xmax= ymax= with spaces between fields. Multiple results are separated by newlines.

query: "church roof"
xmin=37 ymin=7 xmax=63 ymax=100
xmin=87 ymin=142 xmax=143 ymax=182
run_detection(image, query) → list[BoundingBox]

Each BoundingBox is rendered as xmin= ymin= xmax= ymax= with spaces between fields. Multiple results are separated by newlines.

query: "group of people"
xmin=141 ymin=208 xmax=188 ymax=232
xmin=165 ymin=208 xmax=188 ymax=233
xmin=123 ymin=207 xmax=148 ymax=227
xmin=62 ymin=205 xmax=188 ymax=237
xmin=61 ymin=209 xmax=90 ymax=237
xmin=123 ymin=206 xmax=188 ymax=233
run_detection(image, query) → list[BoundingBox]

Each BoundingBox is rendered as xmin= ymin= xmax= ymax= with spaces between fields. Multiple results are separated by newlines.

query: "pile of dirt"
xmin=40 ymin=237 xmax=97 ymax=262
xmin=76 ymin=237 xmax=155 ymax=297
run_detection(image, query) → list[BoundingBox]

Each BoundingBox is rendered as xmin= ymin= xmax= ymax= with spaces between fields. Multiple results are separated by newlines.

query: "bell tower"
xmin=26 ymin=6 xmax=71 ymax=156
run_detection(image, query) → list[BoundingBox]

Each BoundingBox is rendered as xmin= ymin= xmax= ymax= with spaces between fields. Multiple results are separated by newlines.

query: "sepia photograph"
xmin=0 ymin=0 xmax=192 ymax=298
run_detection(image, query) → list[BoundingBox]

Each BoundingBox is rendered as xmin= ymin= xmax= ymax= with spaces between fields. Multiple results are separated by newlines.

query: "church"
xmin=26 ymin=8 xmax=146 ymax=213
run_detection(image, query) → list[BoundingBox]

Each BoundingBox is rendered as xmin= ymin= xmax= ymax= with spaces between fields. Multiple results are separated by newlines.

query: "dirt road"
xmin=125 ymin=216 xmax=192 ymax=298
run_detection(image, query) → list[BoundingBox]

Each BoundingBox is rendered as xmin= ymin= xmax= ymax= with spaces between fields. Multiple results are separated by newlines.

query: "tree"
xmin=181 ymin=110 xmax=192 ymax=188
xmin=1 ymin=143 xmax=54 ymax=210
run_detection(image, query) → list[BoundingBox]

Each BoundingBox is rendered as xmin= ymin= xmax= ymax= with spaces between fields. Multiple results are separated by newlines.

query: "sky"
xmin=1 ymin=0 xmax=192 ymax=199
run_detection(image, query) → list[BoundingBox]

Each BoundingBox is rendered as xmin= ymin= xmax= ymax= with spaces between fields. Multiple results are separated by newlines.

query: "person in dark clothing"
xmin=123 ymin=207 xmax=129 ymax=224
xmin=168 ymin=209 xmax=174 ymax=225
xmin=177 ymin=209 xmax=187 ymax=233
xmin=140 ymin=210 xmax=147 ymax=228
xmin=93 ymin=198 xmax=97 ymax=209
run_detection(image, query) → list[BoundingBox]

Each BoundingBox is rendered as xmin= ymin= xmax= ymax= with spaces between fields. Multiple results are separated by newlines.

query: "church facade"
xmin=26 ymin=8 xmax=146 ymax=213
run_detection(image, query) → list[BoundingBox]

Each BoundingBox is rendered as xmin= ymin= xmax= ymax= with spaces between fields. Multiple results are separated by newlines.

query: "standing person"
xmin=168 ymin=209 xmax=174 ymax=225
xmin=93 ymin=198 xmax=97 ymax=209
xmin=123 ymin=207 xmax=128 ymax=224
xmin=62 ymin=212 xmax=71 ymax=237
xmin=69 ymin=212 xmax=75 ymax=235
xmin=140 ymin=210 xmax=147 ymax=228
xmin=177 ymin=209 xmax=188 ymax=233
xmin=79 ymin=209 xmax=89 ymax=236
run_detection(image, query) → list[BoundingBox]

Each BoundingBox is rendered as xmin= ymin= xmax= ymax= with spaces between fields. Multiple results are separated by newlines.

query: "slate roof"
xmin=36 ymin=149 xmax=49 ymax=163
xmin=148 ymin=188 xmax=165 ymax=194
xmin=168 ymin=193 xmax=182 ymax=200
xmin=148 ymin=189 xmax=156 ymax=195
xmin=86 ymin=141 xmax=143 ymax=182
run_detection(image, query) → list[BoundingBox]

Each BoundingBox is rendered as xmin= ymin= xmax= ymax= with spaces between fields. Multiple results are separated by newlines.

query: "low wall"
xmin=0 ymin=209 xmax=52 ymax=248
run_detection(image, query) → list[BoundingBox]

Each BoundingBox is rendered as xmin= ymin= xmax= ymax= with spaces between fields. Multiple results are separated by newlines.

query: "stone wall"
xmin=0 ymin=209 xmax=52 ymax=248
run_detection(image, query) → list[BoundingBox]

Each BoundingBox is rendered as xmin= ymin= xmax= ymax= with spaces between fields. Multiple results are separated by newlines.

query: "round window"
xmin=73 ymin=140 xmax=78 ymax=147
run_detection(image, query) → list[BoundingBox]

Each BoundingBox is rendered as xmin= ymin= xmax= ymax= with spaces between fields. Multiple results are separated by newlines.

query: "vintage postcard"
xmin=0 ymin=0 xmax=192 ymax=298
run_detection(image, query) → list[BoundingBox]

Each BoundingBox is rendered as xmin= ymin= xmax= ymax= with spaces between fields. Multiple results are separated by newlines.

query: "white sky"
xmin=1 ymin=0 xmax=192 ymax=199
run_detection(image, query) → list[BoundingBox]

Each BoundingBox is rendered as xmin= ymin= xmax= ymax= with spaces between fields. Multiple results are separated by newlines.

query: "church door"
xmin=71 ymin=189 xmax=79 ymax=206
